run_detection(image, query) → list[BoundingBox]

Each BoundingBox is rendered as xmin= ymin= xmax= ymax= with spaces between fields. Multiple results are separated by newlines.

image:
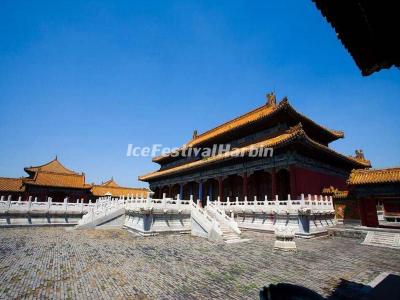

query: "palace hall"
xmin=324 ymin=167 xmax=400 ymax=227
xmin=0 ymin=158 xmax=148 ymax=202
xmin=139 ymin=94 xmax=371 ymax=205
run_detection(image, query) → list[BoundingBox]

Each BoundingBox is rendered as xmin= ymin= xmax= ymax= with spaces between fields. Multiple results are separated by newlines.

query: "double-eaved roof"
xmin=153 ymin=97 xmax=344 ymax=163
xmin=140 ymin=97 xmax=371 ymax=182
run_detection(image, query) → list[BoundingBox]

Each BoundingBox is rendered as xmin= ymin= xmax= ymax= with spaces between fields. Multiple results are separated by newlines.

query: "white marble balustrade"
xmin=0 ymin=196 xmax=94 ymax=215
xmin=210 ymin=194 xmax=334 ymax=215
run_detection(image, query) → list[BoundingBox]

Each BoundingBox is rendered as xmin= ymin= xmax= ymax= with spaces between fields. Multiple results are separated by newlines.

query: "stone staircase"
xmin=205 ymin=203 xmax=246 ymax=244
xmin=75 ymin=198 xmax=125 ymax=229
xmin=362 ymin=231 xmax=400 ymax=249
xmin=219 ymin=222 xmax=243 ymax=244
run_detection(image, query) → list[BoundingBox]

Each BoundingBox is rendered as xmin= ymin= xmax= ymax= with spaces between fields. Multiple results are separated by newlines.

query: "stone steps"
xmin=220 ymin=224 xmax=243 ymax=243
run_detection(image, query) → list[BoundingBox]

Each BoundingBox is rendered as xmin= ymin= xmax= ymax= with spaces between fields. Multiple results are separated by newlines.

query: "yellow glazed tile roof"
xmin=91 ymin=179 xmax=148 ymax=197
xmin=23 ymin=172 xmax=90 ymax=189
xmin=153 ymin=98 xmax=344 ymax=163
xmin=0 ymin=177 xmax=25 ymax=192
xmin=24 ymin=158 xmax=79 ymax=175
xmin=140 ymin=124 xmax=367 ymax=181
xmin=348 ymin=168 xmax=400 ymax=185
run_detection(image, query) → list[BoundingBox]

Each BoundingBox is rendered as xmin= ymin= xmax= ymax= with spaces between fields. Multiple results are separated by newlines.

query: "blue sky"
xmin=0 ymin=1 xmax=399 ymax=187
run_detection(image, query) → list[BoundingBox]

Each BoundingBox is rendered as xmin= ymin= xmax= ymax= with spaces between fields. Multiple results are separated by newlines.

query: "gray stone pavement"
xmin=0 ymin=228 xmax=399 ymax=300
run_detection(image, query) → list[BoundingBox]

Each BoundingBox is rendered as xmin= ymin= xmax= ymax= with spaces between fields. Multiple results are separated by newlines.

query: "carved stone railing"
xmin=190 ymin=200 xmax=222 ymax=240
xmin=211 ymin=194 xmax=334 ymax=215
xmin=0 ymin=196 xmax=94 ymax=215
xmin=125 ymin=195 xmax=191 ymax=214
xmin=206 ymin=200 xmax=241 ymax=235
xmin=79 ymin=197 xmax=124 ymax=223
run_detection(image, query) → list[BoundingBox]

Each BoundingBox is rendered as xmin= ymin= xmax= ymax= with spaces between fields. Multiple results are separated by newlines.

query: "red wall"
xmin=291 ymin=166 xmax=348 ymax=197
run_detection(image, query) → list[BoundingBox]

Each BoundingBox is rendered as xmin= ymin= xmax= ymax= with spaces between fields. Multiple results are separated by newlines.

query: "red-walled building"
xmin=324 ymin=168 xmax=400 ymax=227
xmin=139 ymin=93 xmax=371 ymax=204
xmin=0 ymin=158 xmax=148 ymax=202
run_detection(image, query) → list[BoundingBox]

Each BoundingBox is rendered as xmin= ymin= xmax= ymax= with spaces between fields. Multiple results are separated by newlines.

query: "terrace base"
xmin=124 ymin=211 xmax=191 ymax=236
xmin=0 ymin=213 xmax=83 ymax=227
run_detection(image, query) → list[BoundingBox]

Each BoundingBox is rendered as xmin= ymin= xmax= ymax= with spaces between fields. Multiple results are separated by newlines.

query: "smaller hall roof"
xmin=348 ymin=168 xmax=400 ymax=185
xmin=22 ymin=157 xmax=89 ymax=190
xmin=0 ymin=177 xmax=25 ymax=192
xmin=23 ymin=173 xmax=90 ymax=189
xmin=24 ymin=157 xmax=79 ymax=175
xmin=91 ymin=178 xmax=148 ymax=197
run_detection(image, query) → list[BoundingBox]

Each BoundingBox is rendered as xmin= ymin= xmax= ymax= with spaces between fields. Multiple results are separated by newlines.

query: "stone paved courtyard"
xmin=0 ymin=228 xmax=399 ymax=299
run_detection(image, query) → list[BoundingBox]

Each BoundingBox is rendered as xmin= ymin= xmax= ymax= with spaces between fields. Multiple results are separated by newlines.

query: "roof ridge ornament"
xmin=280 ymin=96 xmax=288 ymax=105
xmin=266 ymin=92 xmax=276 ymax=106
xmin=349 ymin=149 xmax=371 ymax=167
xmin=192 ymin=129 xmax=198 ymax=140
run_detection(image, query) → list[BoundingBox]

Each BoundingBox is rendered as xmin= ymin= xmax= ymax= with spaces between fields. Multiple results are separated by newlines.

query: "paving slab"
xmin=0 ymin=228 xmax=399 ymax=299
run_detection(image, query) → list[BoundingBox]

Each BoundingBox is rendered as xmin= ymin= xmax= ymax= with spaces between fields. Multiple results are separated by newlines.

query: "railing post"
xmin=27 ymin=196 xmax=32 ymax=212
xmin=64 ymin=197 xmax=68 ymax=213
xmin=7 ymin=196 xmax=11 ymax=211
xmin=18 ymin=196 xmax=22 ymax=202
xmin=206 ymin=195 xmax=210 ymax=207
xmin=80 ymin=198 xmax=84 ymax=213
xmin=0 ymin=195 xmax=4 ymax=202
xmin=287 ymin=194 xmax=292 ymax=212
xmin=235 ymin=196 xmax=239 ymax=206
xmin=176 ymin=193 xmax=181 ymax=210
xmin=300 ymin=194 xmax=305 ymax=207
xmin=47 ymin=197 xmax=52 ymax=213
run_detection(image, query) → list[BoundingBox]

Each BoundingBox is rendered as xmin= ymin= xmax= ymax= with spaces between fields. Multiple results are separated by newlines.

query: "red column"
xmin=242 ymin=172 xmax=248 ymax=200
xmin=218 ymin=177 xmax=223 ymax=200
xmin=271 ymin=168 xmax=277 ymax=198
xmin=359 ymin=198 xmax=379 ymax=227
